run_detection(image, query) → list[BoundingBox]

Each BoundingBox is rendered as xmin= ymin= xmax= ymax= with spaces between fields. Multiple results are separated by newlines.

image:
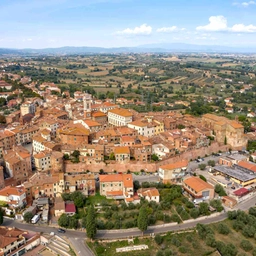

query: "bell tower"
xmin=83 ymin=93 xmax=92 ymax=119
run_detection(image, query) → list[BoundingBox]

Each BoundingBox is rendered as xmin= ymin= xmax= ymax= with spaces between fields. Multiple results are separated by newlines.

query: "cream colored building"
xmin=33 ymin=151 xmax=51 ymax=172
xmin=20 ymin=101 xmax=36 ymax=116
xmin=158 ymin=160 xmax=188 ymax=183
xmin=108 ymin=108 xmax=133 ymax=126
xmin=137 ymin=188 xmax=160 ymax=203
xmin=99 ymin=174 xmax=134 ymax=199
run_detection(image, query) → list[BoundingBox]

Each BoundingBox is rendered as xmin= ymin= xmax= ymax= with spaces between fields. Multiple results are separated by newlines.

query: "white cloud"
xmin=233 ymin=1 xmax=255 ymax=7
xmin=156 ymin=26 xmax=186 ymax=33
xmin=115 ymin=24 xmax=152 ymax=35
xmin=196 ymin=15 xmax=256 ymax=33
xmin=156 ymin=26 xmax=178 ymax=32
xmin=196 ymin=16 xmax=228 ymax=32
xmin=231 ymin=23 xmax=256 ymax=32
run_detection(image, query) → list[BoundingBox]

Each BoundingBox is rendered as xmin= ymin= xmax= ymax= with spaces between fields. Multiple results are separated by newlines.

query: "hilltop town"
xmin=0 ymin=55 xmax=256 ymax=255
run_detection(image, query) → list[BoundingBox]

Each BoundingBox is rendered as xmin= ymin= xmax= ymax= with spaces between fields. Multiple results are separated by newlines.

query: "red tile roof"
xmin=65 ymin=202 xmax=76 ymax=213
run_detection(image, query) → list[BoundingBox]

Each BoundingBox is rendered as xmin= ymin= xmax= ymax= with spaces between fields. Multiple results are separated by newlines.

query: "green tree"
xmin=215 ymin=184 xmax=227 ymax=196
xmin=151 ymin=154 xmax=159 ymax=161
xmin=217 ymin=223 xmax=230 ymax=235
xmin=23 ymin=212 xmax=33 ymax=223
xmin=109 ymin=152 xmax=115 ymax=160
xmin=199 ymin=202 xmax=209 ymax=216
xmin=86 ymin=205 xmax=97 ymax=240
xmin=199 ymin=174 xmax=207 ymax=182
xmin=58 ymin=214 xmax=69 ymax=228
xmin=0 ymin=114 xmax=6 ymax=124
xmin=240 ymin=240 xmax=253 ymax=252
xmin=68 ymin=217 xmax=78 ymax=229
xmin=224 ymin=136 xmax=227 ymax=145
xmin=208 ymin=160 xmax=215 ymax=167
xmin=154 ymin=234 xmax=164 ymax=245
xmin=199 ymin=164 xmax=206 ymax=170
xmin=137 ymin=206 xmax=148 ymax=234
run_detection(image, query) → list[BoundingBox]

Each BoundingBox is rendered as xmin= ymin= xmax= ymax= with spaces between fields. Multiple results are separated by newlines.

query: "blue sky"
xmin=1 ymin=0 xmax=256 ymax=48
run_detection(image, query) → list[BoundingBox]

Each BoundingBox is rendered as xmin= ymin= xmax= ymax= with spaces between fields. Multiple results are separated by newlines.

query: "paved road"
xmin=132 ymin=173 xmax=159 ymax=183
xmin=3 ymin=219 xmax=94 ymax=256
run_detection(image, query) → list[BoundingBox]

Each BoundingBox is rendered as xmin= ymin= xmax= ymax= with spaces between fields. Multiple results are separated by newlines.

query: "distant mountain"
xmin=0 ymin=44 xmax=256 ymax=55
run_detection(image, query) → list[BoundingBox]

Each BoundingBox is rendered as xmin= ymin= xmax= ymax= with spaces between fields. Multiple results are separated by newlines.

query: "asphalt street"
xmin=3 ymin=194 xmax=256 ymax=256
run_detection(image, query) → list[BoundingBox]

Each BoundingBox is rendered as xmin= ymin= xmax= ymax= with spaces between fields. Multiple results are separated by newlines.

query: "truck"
xmin=31 ymin=214 xmax=40 ymax=224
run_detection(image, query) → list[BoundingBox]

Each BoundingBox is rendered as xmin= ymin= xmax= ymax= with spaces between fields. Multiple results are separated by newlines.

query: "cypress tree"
xmin=86 ymin=205 xmax=97 ymax=240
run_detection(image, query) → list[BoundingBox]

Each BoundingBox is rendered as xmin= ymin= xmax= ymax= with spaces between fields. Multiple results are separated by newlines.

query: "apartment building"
xmin=0 ymin=186 xmax=26 ymax=209
xmin=158 ymin=160 xmax=188 ymax=183
xmin=114 ymin=146 xmax=130 ymax=163
xmin=3 ymin=146 xmax=32 ymax=185
xmin=64 ymin=173 xmax=95 ymax=196
xmin=33 ymin=151 xmax=52 ymax=172
xmin=11 ymin=125 xmax=39 ymax=145
xmin=108 ymin=108 xmax=133 ymax=126
xmin=20 ymin=101 xmax=36 ymax=116
xmin=0 ymin=226 xmax=41 ymax=256
xmin=99 ymin=174 xmax=134 ymax=199
xmin=0 ymin=130 xmax=16 ymax=152
xmin=57 ymin=124 xmax=89 ymax=146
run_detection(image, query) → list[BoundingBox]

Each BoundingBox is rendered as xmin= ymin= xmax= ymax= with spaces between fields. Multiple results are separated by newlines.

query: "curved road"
xmin=3 ymin=196 xmax=256 ymax=255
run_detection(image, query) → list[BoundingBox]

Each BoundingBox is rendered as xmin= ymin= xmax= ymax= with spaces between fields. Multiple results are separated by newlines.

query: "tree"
xmin=199 ymin=202 xmax=209 ymax=216
xmin=208 ymin=160 xmax=215 ymax=167
xmin=86 ymin=205 xmax=97 ymax=240
xmin=23 ymin=212 xmax=33 ymax=223
xmin=58 ymin=214 xmax=69 ymax=228
xmin=199 ymin=175 xmax=207 ymax=182
xmin=217 ymin=223 xmax=230 ymax=235
xmin=68 ymin=217 xmax=78 ymax=229
xmin=199 ymin=164 xmax=206 ymax=170
xmin=71 ymin=150 xmax=80 ymax=158
xmin=109 ymin=152 xmax=115 ymax=160
xmin=151 ymin=154 xmax=159 ymax=161
xmin=137 ymin=206 xmax=148 ymax=234
xmin=240 ymin=240 xmax=253 ymax=252
xmin=0 ymin=114 xmax=6 ymax=124
xmin=214 ymin=184 xmax=227 ymax=196
xmin=133 ymin=180 xmax=140 ymax=191
xmin=154 ymin=234 xmax=164 ymax=245
xmin=224 ymin=136 xmax=227 ymax=145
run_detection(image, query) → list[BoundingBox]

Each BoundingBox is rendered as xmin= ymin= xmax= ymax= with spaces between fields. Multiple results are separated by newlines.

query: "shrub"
xmin=242 ymin=225 xmax=255 ymax=238
xmin=217 ymin=223 xmax=230 ymax=235
xmin=228 ymin=210 xmax=238 ymax=220
xmin=199 ymin=175 xmax=207 ymax=182
xmin=186 ymin=234 xmax=193 ymax=243
xmin=240 ymin=240 xmax=253 ymax=252
xmin=156 ymin=251 xmax=164 ymax=256
xmin=205 ymin=234 xmax=216 ymax=248
xmin=180 ymin=210 xmax=190 ymax=221
xmin=154 ymin=234 xmax=164 ymax=245
xmin=164 ymin=249 xmax=173 ymax=256
xmin=170 ymin=214 xmax=181 ymax=223
xmin=190 ymin=208 xmax=200 ymax=219
xmin=215 ymin=184 xmax=227 ymax=196
xmin=199 ymin=202 xmax=210 ymax=216
xmin=199 ymin=164 xmax=206 ymax=170
xmin=249 ymin=207 xmax=256 ymax=217
xmin=171 ymin=237 xmax=181 ymax=247
xmin=179 ymin=246 xmax=187 ymax=253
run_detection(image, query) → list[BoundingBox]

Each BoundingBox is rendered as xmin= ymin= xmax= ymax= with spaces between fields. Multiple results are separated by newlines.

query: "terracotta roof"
xmin=160 ymin=160 xmax=188 ymax=170
xmin=183 ymin=177 xmax=213 ymax=193
xmin=0 ymin=227 xmax=25 ymax=248
xmin=108 ymin=108 xmax=133 ymax=117
xmin=129 ymin=120 xmax=147 ymax=127
xmin=55 ymin=197 xmax=65 ymax=211
xmin=238 ymin=160 xmax=256 ymax=172
xmin=99 ymin=174 xmax=133 ymax=187
xmin=92 ymin=111 xmax=106 ymax=117
xmin=106 ymin=190 xmax=123 ymax=196
xmin=0 ymin=186 xmax=26 ymax=197
xmin=114 ymin=146 xmax=130 ymax=154
xmin=229 ymin=121 xmax=244 ymax=129
xmin=84 ymin=120 xmax=101 ymax=127
xmin=137 ymin=188 xmax=159 ymax=197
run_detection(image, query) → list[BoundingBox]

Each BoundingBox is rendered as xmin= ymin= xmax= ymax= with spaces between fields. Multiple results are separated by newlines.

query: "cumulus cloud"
xmin=196 ymin=15 xmax=256 ymax=33
xmin=196 ymin=16 xmax=228 ymax=32
xmin=233 ymin=1 xmax=256 ymax=7
xmin=115 ymin=24 xmax=152 ymax=35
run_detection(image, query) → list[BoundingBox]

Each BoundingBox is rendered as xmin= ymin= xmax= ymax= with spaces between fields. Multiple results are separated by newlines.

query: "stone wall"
xmin=64 ymin=142 xmax=228 ymax=174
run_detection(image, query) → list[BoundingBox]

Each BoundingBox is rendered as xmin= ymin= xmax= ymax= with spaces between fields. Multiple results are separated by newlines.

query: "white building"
xmin=108 ymin=108 xmax=133 ymax=126
xmin=128 ymin=120 xmax=155 ymax=137
xmin=20 ymin=101 xmax=36 ymax=116
xmin=137 ymin=188 xmax=160 ymax=203
xmin=0 ymin=186 xmax=26 ymax=208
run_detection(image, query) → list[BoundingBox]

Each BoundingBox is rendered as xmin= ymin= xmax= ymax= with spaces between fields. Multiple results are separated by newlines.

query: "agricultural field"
xmin=88 ymin=208 xmax=256 ymax=256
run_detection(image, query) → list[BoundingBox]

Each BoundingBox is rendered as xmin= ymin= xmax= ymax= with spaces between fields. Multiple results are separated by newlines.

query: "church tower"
xmin=83 ymin=93 xmax=92 ymax=119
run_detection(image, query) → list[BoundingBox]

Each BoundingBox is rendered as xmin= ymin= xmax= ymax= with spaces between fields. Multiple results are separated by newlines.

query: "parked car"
xmin=58 ymin=228 xmax=66 ymax=233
